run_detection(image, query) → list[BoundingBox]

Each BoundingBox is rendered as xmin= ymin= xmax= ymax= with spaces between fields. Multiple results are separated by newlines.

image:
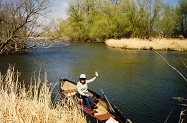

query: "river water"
xmin=0 ymin=42 xmax=187 ymax=123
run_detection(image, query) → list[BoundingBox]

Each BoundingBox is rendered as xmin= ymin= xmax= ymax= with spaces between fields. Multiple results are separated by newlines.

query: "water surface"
xmin=0 ymin=42 xmax=187 ymax=123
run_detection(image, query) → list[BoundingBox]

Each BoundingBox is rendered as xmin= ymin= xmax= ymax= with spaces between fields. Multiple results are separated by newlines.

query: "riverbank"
xmin=0 ymin=66 xmax=86 ymax=123
xmin=105 ymin=38 xmax=187 ymax=51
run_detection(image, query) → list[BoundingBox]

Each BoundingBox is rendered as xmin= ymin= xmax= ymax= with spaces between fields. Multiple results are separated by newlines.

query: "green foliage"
xmin=173 ymin=0 xmax=187 ymax=37
xmin=89 ymin=18 xmax=108 ymax=41
xmin=157 ymin=4 xmax=177 ymax=37
xmin=50 ymin=0 xmax=186 ymax=41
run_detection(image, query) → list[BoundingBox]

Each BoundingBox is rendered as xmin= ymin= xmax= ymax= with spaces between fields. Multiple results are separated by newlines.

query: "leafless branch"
xmin=0 ymin=0 xmax=50 ymax=54
xmin=178 ymin=108 xmax=187 ymax=123
xmin=180 ymin=58 xmax=187 ymax=69
xmin=173 ymin=97 xmax=187 ymax=101
xmin=164 ymin=108 xmax=174 ymax=123
xmin=155 ymin=51 xmax=187 ymax=82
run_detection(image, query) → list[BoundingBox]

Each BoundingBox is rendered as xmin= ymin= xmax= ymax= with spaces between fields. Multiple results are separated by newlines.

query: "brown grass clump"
xmin=0 ymin=66 xmax=86 ymax=123
xmin=105 ymin=38 xmax=187 ymax=51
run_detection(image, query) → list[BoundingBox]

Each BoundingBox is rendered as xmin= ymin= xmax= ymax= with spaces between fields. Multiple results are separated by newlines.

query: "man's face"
xmin=80 ymin=78 xmax=86 ymax=84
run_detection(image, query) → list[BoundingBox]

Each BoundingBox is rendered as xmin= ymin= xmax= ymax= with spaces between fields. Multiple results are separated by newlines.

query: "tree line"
xmin=0 ymin=0 xmax=187 ymax=54
xmin=48 ymin=0 xmax=187 ymax=42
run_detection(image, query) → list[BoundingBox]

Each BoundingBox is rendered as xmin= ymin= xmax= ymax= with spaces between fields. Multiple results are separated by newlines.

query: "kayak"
xmin=60 ymin=78 xmax=131 ymax=123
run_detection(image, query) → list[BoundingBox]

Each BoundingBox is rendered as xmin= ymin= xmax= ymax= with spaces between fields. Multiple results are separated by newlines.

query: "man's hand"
xmin=84 ymin=94 xmax=89 ymax=97
xmin=95 ymin=71 xmax=98 ymax=77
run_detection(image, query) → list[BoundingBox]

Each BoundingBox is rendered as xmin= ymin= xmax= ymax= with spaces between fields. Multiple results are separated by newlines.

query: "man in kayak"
xmin=77 ymin=71 xmax=98 ymax=109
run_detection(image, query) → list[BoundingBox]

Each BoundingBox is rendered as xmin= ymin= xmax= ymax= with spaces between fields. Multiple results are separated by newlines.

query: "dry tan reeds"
xmin=106 ymin=38 xmax=187 ymax=51
xmin=0 ymin=66 xmax=86 ymax=123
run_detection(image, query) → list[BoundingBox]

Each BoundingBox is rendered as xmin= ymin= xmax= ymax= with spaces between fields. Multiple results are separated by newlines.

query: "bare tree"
xmin=0 ymin=0 xmax=50 ymax=54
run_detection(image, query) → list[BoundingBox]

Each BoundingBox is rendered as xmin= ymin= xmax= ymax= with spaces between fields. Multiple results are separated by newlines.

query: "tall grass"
xmin=106 ymin=38 xmax=187 ymax=51
xmin=0 ymin=66 xmax=86 ymax=123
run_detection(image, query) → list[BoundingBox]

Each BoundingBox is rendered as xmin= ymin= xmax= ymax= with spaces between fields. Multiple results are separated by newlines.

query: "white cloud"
xmin=50 ymin=0 xmax=69 ymax=20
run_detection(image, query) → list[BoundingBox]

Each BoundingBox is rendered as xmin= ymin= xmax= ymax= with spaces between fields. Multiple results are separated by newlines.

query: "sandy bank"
xmin=105 ymin=38 xmax=187 ymax=51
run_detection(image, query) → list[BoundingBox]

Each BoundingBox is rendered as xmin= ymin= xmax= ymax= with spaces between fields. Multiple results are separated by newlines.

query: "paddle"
xmin=100 ymin=88 xmax=115 ymax=113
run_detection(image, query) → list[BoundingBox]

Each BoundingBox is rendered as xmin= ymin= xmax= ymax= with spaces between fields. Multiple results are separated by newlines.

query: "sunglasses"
xmin=80 ymin=78 xmax=86 ymax=80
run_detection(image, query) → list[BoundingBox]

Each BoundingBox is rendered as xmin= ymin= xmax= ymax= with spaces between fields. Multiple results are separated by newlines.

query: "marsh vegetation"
xmin=0 ymin=66 xmax=86 ymax=123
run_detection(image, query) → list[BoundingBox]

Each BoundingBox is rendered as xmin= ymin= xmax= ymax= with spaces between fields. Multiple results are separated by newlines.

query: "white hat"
xmin=80 ymin=74 xmax=86 ymax=79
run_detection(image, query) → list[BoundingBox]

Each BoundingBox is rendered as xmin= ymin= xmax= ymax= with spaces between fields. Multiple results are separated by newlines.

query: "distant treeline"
xmin=48 ymin=0 xmax=187 ymax=42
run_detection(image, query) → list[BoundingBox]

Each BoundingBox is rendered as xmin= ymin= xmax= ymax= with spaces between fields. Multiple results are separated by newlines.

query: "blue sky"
xmin=164 ymin=0 xmax=179 ymax=6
